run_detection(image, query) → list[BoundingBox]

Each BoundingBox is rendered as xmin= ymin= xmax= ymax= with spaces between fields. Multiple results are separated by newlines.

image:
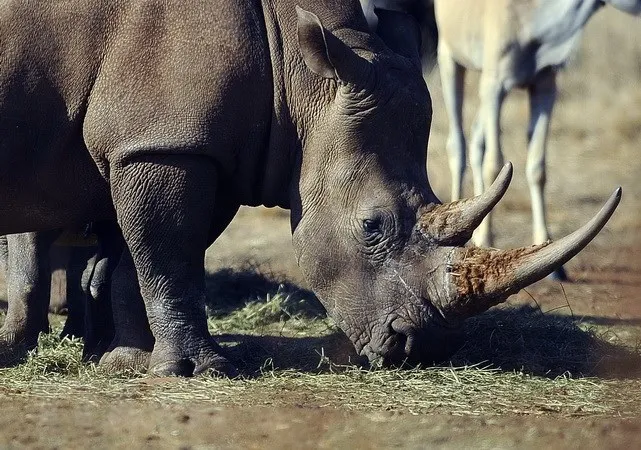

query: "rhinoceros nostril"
xmin=403 ymin=332 xmax=416 ymax=356
xmin=390 ymin=319 xmax=416 ymax=358
xmin=379 ymin=335 xmax=407 ymax=367
xmin=391 ymin=318 xmax=412 ymax=334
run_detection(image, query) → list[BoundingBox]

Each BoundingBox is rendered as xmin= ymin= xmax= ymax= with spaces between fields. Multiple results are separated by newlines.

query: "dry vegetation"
xmin=1 ymin=274 xmax=640 ymax=418
xmin=0 ymin=297 xmax=639 ymax=417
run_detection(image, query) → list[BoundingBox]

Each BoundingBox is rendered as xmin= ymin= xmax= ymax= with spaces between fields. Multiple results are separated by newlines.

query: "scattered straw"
xmin=1 ymin=293 xmax=640 ymax=418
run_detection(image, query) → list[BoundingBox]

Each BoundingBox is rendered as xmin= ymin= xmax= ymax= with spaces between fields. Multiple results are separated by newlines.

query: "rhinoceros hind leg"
xmin=109 ymin=154 xmax=238 ymax=377
xmin=0 ymin=338 xmax=29 ymax=367
xmin=59 ymin=246 xmax=95 ymax=340
xmin=0 ymin=231 xmax=60 ymax=366
xmin=81 ymin=222 xmax=125 ymax=362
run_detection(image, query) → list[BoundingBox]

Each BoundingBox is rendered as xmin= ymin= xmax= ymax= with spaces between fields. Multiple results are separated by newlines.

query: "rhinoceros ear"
xmin=296 ymin=6 xmax=372 ymax=84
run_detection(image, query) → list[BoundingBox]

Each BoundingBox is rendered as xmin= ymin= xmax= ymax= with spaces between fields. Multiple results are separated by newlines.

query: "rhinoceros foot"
xmin=0 ymin=333 xmax=31 ymax=367
xmin=148 ymin=337 xmax=239 ymax=378
xmin=99 ymin=346 xmax=151 ymax=373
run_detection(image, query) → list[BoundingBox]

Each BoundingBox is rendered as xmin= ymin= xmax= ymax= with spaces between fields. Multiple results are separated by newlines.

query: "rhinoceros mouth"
xmin=359 ymin=308 xmax=464 ymax=367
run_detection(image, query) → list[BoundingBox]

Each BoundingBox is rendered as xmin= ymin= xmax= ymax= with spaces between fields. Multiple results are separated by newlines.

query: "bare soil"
xmin=1 ymin=8 xmax=641 ymax=449
xmin=2 ymin=401 xmax=641 ymax=449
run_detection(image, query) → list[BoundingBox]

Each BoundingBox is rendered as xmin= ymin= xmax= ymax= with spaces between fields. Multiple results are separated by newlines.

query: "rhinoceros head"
xmin=290 ymin=7 xmax=620 ymax=366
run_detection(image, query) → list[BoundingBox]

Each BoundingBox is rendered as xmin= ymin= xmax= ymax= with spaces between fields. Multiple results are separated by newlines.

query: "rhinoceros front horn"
xmin=419 ymin=162 xmax=513 ymax=245
xmin=443 ymin=187 xmax=622 ymax=319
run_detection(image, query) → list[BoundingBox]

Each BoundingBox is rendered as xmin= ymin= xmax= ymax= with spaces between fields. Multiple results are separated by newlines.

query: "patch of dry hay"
xmin=1 ymin=288 xmax=640 ymax=417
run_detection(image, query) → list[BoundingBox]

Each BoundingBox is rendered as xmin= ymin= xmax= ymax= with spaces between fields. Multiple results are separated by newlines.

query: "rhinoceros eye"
xmin=362 ymin=218 xmax=381 ymax=235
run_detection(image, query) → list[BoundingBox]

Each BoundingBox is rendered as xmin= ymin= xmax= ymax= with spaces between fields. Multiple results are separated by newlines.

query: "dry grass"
xmin=1 ymin=275 xmax=640 ymax=418
xmin=4 ymin=358 xmax=637 ymax=417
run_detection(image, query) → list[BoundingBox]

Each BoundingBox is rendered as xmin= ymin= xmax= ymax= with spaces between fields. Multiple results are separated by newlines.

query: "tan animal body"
xmin=434 ymin=0 xmax=640 ymax=279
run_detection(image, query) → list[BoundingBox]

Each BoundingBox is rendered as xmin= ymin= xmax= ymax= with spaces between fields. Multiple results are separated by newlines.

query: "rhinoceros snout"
xmin=367 ymin=319 xmax=466 ymax=368
xmin=363 ymin=337 xmax=408 ymax=368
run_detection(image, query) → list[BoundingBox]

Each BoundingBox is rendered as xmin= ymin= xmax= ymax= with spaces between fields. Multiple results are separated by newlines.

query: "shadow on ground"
xmin=453 ymin=306 xmax=641 ymax=379
xmin=204 ymin=267 xmax=641 ymax=379
xmin=218 ymin=333 xmax=368 ymax=375
xmin=204 ymin=265 xmax=324 ymax=317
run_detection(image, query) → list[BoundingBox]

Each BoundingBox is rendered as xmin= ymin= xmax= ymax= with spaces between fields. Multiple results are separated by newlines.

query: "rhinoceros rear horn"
xmin=296 ymin=6 xmax=372 ymax=84
xmin=444 ymin=188 xmax=622 ymax=319
xmin=419 ymin=163 xmax=513 ymax=245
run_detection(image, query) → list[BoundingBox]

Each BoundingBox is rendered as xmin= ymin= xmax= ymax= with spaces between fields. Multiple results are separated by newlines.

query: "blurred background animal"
xmin=360 ymin=0 xmax=439 ymax=72
xmin=433 ymin=0 xmax=641 ymax=279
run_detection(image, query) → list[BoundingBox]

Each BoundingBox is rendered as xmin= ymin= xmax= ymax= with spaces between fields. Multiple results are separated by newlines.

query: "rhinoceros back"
xmin=0 ymin=0 xmax=277 ymax=230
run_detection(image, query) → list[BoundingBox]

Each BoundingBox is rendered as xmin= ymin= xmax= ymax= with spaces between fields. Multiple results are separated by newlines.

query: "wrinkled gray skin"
xmin=0 ymin=0 xmax=620 ymax=376
xmin=0 ymin=224 xmax=122 ymax=365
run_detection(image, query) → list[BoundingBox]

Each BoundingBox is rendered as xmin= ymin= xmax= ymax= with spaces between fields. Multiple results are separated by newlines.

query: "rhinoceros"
xmin=0 ymin=0 xmax=620 ymax=376
xmin=0 ymin=224 xmax=122 ymax=365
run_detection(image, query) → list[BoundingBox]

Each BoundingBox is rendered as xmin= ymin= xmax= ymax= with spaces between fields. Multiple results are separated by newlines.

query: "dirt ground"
xmin=2 ymin=401 xmax=641 ymax=449
xmin=1 ymin=8 xmax=641 ymax=450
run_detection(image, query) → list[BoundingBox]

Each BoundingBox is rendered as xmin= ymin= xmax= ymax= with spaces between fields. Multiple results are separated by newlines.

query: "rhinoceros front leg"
xmin=0 ymin=231 xmax=60 ymax=366
xmin=81 ymin=221 xmax=124 ymax=362
xmin=109 ymin=155 xmax=237 ymax=377
xmin=58 ymin=245 xmax=94 ymax=339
